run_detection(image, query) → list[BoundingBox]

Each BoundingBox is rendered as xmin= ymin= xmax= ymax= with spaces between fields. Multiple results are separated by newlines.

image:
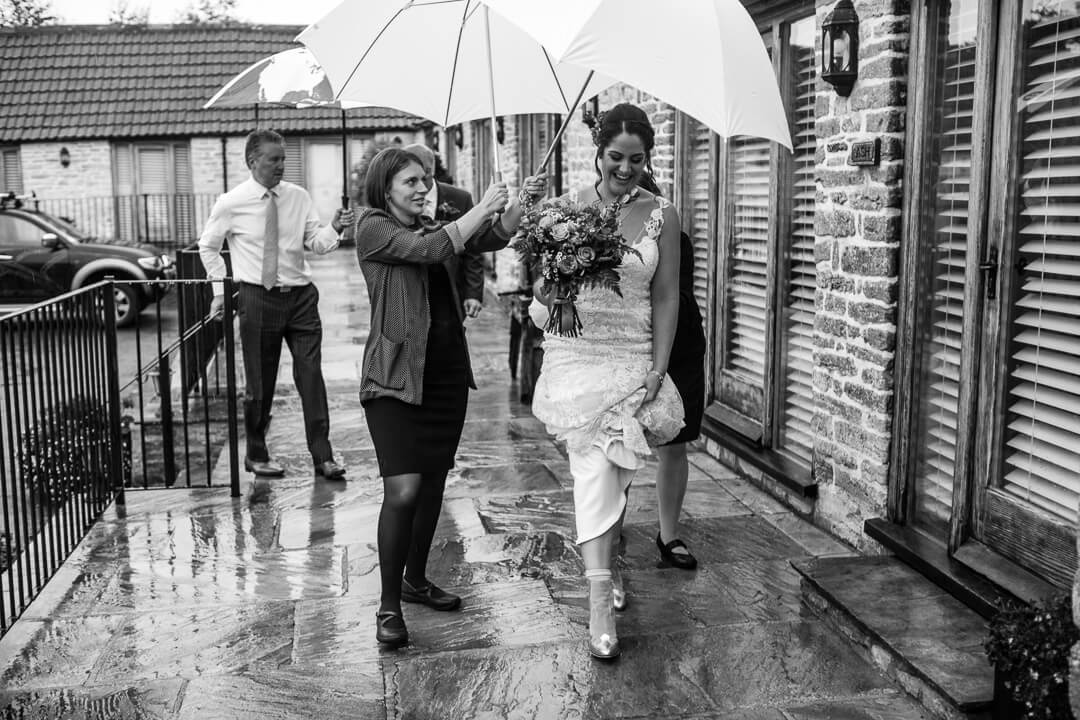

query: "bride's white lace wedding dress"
xmin=530 ymin=192 xmax=685 ymax=542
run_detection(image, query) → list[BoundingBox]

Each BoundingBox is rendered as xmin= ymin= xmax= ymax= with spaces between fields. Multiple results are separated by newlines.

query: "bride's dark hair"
xmin=584 ymin=102 xmax=661 ymax=195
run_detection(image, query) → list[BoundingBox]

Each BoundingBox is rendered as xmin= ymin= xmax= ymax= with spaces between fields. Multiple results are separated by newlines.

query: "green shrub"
xmin=985 ymin=593 xmax=1078 ymax=719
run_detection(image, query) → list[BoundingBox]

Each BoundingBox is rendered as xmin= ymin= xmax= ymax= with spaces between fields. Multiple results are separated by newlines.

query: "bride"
xmin=529 ymin=103 xmax=684 ymax=660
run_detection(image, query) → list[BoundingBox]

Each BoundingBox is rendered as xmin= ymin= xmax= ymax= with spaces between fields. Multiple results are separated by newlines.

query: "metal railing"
xmin=0 ymin=286 xmax=123 ymax=635
xmin=0 ymin=275 xmax=239 ymax=636
xmin=33 ymin=193 xmax=220 ymax=250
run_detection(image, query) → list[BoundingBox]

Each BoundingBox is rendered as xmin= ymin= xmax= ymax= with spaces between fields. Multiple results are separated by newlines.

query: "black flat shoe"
xmin=656 ymin=533 xmax=698 ymax=570
xmin=401 ymin=578 xmax=461 ymax=611
xmin=375 ymin=610 xmax=408 ymax=647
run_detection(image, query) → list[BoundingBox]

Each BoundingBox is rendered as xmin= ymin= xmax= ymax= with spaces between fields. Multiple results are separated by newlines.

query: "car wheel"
xmin=113 ymin=284 xmax=142 ymax=328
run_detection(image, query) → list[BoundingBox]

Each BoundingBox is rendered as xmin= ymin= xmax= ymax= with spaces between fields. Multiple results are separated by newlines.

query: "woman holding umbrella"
xmin=356 ymin=147 xmax=547 ymax=647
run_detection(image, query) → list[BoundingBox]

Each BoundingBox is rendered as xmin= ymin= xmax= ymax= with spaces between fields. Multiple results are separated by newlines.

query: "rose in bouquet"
xmin=511 ymin=198 xmax=640 ymax=337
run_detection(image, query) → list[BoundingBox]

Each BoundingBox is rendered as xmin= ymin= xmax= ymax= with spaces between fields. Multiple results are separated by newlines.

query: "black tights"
xmin=377 ymin=470 xmax=448 ymax=612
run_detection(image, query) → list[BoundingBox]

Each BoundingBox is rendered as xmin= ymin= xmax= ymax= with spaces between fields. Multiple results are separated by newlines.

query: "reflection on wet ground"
xmin=0 ymin=250 xmax=931 ymax=719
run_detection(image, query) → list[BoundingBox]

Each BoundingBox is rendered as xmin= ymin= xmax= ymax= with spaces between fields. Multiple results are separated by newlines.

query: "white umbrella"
xmin=481 ymin=0 xmax=793 ymax=151
xmin=296 ymin=0 xmax=615 ymax=178
xmin=204 ymin=47 xmax=375 ymax=207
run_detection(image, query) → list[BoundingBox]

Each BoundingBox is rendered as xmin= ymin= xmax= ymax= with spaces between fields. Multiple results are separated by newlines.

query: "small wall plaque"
xmin=848 ymin=138 xmax=880 ymax=166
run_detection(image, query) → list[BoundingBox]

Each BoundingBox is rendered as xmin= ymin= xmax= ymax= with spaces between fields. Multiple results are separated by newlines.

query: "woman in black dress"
xmin=354 ymin=147 xmax=545 ymax=646
xmin=654 ymin=229 xmax=706 ymax=570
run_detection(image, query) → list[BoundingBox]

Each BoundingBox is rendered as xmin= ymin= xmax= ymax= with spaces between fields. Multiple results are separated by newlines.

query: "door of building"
xmin=901 ymin=0 xmax=1079 ymax=590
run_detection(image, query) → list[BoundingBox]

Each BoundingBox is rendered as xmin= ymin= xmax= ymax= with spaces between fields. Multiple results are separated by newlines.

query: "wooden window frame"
xmin=698 ymin=13 xmax=815 ymax=487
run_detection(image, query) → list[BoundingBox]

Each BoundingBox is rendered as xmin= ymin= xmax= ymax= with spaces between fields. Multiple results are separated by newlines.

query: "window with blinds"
xmin=112 ymin=142 xmax=193 ymax=245
xmin=1002 ymin=5 xmax=1080 ymax=523
xmin=682 ymin=117 xmax=715 ymax=323
xmin=910 ymin=0 xmax=979 ymax=534
xmin=1 ymin=148 xmax=22 ymax=194
xmin=723 ymin=134 xmax=772 ymax=385
xmin=776 ymin=17 xmax=818 ymax=463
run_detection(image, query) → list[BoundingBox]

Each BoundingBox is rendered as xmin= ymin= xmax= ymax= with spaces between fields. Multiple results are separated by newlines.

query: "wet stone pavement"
xmin=0 ymin=249 xmax=932 ymax=719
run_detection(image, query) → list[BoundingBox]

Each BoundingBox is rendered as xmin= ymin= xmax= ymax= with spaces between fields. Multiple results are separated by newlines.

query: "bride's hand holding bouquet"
xmin=512 ymin=197 xmax=639 ymax=337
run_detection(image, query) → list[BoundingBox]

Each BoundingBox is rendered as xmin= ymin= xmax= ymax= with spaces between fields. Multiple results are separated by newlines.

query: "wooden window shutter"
xmin=283 ymin=137 xmax=305 ymax=187
xmin=775 ymin=20 xmax=818 ymax=463
xmin=1001 ymin=10 xmax=1080 ymax=523
xmin=910 ymin=6 xmax=978 ymax=531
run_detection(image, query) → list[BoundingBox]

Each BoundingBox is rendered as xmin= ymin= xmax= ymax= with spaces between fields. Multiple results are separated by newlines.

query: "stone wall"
xmin=811 ymin=0 xmax=908 ymax=549
xmin=21 ymin=140 xmax=117 ymax=238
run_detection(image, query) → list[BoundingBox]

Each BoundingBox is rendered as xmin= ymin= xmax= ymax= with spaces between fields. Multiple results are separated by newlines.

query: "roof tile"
xmin=0 ymin=24 xmax=424 ymax=143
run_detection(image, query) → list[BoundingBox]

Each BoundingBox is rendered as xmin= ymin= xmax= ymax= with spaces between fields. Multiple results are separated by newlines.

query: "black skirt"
xmin=663 ymin=290 xmax=706 ymax=446
xmin=363 ymin=265 xmax=469 ymax=476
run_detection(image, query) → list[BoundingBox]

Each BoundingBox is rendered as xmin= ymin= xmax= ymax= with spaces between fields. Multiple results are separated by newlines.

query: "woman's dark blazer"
xmin=354 ymin=208 xmax=510 ymax=404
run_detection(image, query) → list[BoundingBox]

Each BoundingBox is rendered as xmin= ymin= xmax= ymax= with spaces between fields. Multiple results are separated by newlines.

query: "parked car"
xmin=0 ymin=192 xmax=176 ymax=327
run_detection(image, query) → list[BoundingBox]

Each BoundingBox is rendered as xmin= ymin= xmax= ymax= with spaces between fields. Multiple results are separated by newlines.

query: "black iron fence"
xmin=34 ymin=193 xmax=220 ymax=250
xmin=0 ymin=274 xmax=240 ymax=636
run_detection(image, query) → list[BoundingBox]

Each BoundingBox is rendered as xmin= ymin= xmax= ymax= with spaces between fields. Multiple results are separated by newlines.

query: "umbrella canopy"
xmin=204 ymin=47 xmax=373 ymax=208
xmin=481 ymin=0 xmax=793 ymax=150
xmin=296 ymin=0 xmax=613 ymax=131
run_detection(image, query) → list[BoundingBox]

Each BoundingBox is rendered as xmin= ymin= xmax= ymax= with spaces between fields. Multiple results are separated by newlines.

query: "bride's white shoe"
xmin=588 ymin=575 xmax=621 ymax=660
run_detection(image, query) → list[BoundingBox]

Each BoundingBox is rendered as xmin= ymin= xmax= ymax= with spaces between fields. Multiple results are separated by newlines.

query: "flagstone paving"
xmin=0 ymin=249 xmax=933 ymax=719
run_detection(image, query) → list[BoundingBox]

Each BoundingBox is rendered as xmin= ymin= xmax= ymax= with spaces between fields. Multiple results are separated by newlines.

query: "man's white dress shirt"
xmin=198 ymin=175 xmax=340 ymax=291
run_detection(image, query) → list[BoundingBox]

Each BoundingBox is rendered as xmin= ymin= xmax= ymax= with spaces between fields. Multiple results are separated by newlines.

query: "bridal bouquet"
xmin=511 ymin=198 xmax=639 ymax=337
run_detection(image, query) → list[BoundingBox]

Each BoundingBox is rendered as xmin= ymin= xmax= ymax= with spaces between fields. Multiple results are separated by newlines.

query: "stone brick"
xmin=870 ymin=161 xmax=904 ymax=184
xmin=820 ymin=209 xmax=857 ymax=238
xmin=824 ymin=395 xmax=865 ymax=426
xmin=816 ymin=118 xmax=840 ymax=142
xmin=813 ymin=451 xmax=835 ymax=485
xmin=827 ymin=140 xmax=850 ymax=154
xmin=859 ymin=55 xmax=908 ymax=82
xmin=859 ymin=212 xmax=902 ymax=246
xmin=864 ymin=326 xmax=897 ymax=352
xmin=813 ymin=369 xmax=834 ymax=394
xmin=861 ymin=366 xmax=893 ymax=391
xmin=861 ymin=37 xmax=910 ymax=60
xmin=841 ymin=245 xmax=897 ymax=276
xmin=828 ymin=273 xmax=858 ymax=295
xmin=849 ymin=300 xmax=893 ymax=326
xmin=851 ymin=185 xmax=902 ymax=211
xmin=857 ymin=0 xmax=910 ymax=20
xmin=872 ymin=18 xmax=911 ymax=36
xmin=816 ymin=351 xmax=857 ymax=377
xmin=817 ymin=314 xmax=858 ymax=339
xmin=817 ymin=94 xmax=832 ymax=118
xmin=841 ymin=116 xmax=861 ymax=133
xmin=831 ymin=190 xmax=849 ymax=205
xmin=849 ymin=81 xmax=906 ymax=112
xmin=843 ymin=381 xmax=893 ymax=414
xmin=879 ymin=135 xmax=903 ymax=161
xmin=861 ymin=278 xmax=898 ymax=303
xmin=859 ymin=459 xmax=891 ymax=487
xmin=865 ymin=109 xmax=905 ymax=133
xmin=819 ymin=167 xmax=864 ymax=188
xmin=823 ymin=293 xmax=849 ymax=315
xmin=848 ymin=342 xmax=892 ymax=369
xmin=815 ymin=248 xmax=834 ymax=275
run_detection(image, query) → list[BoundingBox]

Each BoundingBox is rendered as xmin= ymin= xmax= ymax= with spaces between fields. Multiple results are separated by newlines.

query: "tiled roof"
xmin=0 ymin=24 xmax=424 ymax=143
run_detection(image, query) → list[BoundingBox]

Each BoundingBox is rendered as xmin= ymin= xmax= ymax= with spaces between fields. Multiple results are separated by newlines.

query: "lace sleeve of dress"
xmin=643 ymin=195 xmax=670 ymax=241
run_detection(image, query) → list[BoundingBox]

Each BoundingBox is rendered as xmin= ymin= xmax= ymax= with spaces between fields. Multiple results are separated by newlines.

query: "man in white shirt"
xmin=199 ymin=129 xmax=354 ymax=480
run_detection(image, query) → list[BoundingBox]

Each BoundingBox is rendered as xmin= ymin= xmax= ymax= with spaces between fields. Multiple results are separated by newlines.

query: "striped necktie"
xmin=261 ymin=189 xmax=279 ymax=290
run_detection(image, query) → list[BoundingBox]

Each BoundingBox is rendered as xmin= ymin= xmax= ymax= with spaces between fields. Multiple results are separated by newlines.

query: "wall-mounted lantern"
xmin=453 ymin=125 xmax=464 ymax=149
xmin=59 ymin=147 xmax=71 ymax=168
xmin=821 ymin=0 xmax=859 ymax=97
xmin=581 ymin=95 xmax=600 ymax=125
xmin=495 ymin=116 xmax=505 ymax=144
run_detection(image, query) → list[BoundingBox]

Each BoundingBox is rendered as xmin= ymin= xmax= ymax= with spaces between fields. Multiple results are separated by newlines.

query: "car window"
xmin=0 ymin=215 xmax=46 ymax=248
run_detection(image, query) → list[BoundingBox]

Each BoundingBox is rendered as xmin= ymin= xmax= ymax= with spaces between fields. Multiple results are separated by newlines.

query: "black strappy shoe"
xmin=375 ymin=610 xmax=408 ymax=647
xmin=656 ymin=533 xmax=698 ymax=570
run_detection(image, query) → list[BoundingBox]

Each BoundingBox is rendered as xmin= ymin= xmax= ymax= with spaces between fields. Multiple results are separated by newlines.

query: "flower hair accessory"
xmin=588 ymin=110 xmax=608 ymax=146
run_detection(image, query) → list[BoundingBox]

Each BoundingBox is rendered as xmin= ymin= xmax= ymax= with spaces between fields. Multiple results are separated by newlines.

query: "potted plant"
xmin=984 ymin=593 xmax=1078 ymax=719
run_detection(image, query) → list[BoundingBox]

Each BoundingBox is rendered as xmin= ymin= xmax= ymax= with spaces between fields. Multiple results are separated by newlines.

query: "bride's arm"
xmin=645 ymin=204 xmax=681 ymax=403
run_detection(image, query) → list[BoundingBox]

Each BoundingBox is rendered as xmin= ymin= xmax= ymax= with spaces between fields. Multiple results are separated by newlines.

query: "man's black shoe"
xmin=244 ymin=458 xmax=285 ymax=477
xmin=314 ymin=460 xmax=346 ymax=479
